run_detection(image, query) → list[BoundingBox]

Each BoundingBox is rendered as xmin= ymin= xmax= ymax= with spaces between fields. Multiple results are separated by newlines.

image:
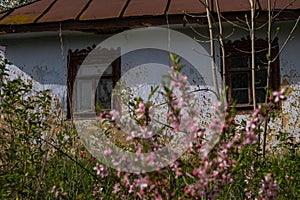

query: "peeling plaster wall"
xmin=0 ymin=21 xmax=299 ymax=144
xmin=269 ymin=21 xmax=300 ymax=144
xmin=0 ymin=31 xmax=110 ymax=111
xmin=0 ymin=28 xmax=217 ymax=122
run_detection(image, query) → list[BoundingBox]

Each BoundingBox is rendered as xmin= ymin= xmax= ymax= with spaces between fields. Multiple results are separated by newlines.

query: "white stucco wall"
xmin=0 ymin=28 xmax=216 ymax=117
xmin=0 ymin=21 xmax=299 ymax=145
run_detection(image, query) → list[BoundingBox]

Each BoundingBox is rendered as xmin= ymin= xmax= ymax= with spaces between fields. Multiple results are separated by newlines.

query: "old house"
xmin=0 ymin=0 xmax=299 ymax=143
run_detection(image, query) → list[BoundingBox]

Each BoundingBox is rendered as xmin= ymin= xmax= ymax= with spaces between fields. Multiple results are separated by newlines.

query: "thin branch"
xmin=215 ymin=0 xmax=227 ymax=101
xmin=205 ymin=0 xmax=220 ymax=99
xmin=40 ymin=137 xmax=101 ymax=181
xmin=272 ymin=0 xmax=296 ymax=20
xmin=271 ymin=31 xmax=280 ymax=43
xmin=221 ymin=15 xmax=249 ymax=31
xmin=245 ymin=13 xmax=251 ymax=30
xmin=255 ymin=21 xmax=269 ymax=31
xmin=194 ymin=38 xmax=216 ymax=43
xmin=232 ymin=45 xmax=279 ymax=55
xmin=223 ymin=28 xmax=235 ymax=39
xmin=263 ymin=0 xmax=272 ymax=158
xmin=154 ymin=87 xmax=219 ymax=107
xmin=184 ymin=16 xmax=211 ymax=40
xmin=255 ymin=0 xmax=295 ymax=33
xmin=184 ymin=12 xmax=207 ymax=18
xmin=249 ymin=0 xmax=257 ymax=110
xmin=192 ymin=88 xmax=219 ymax=98
xmin=271 ymin=16 xmax=300 ymax=63
xmin=192 ymin=47 xmax=212 ymax=58
xmin=235 ymin=16 xmax=250 ymax=26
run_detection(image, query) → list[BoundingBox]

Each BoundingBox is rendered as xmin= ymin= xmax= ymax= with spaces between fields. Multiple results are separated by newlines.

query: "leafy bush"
xmin=0 ymin=59 xmax=97 ymax=199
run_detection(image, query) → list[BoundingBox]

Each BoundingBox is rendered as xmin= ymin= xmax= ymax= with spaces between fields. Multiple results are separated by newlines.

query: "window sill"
xmin=73 ymin=111 xmax=99 ymax=120
xmin=230 ymin=101 xmax=281 ymax=115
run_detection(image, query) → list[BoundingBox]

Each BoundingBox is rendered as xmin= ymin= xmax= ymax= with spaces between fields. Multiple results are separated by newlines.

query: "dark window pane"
xmin=255 ymin=70 xmax=267 ymax=87
xmin=255 ymin=55 xmax=268 ymax=70
xmin=231 ymin=72 xmax=249 ymax=88
xmin=255 ymin=88 xmax=266 ymax=103
xmin=231 ymin=89 xmax=249 ymax=104
xmin=230 ymin=56 xmax=249 ymax=68
xmin=95 ymin=79 xmax=113 ymax=109
xmin=256 ymin=88 xmax=266 ymax=103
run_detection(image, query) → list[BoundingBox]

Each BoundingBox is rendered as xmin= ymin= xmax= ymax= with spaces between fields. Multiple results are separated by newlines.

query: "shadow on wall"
xmin=121 ymin=48 xmax=206 ymax=86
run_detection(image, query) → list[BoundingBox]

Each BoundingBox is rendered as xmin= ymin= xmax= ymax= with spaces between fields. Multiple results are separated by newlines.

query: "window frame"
xmin=66 ymin=46 xmax=121 ymax=119
xmin=223 ymin=37 xmax=280 ymax=110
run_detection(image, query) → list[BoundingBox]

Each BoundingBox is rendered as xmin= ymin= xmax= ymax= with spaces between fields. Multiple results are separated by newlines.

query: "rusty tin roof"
xmin=0 ymin=0 xmax=299 ymax=34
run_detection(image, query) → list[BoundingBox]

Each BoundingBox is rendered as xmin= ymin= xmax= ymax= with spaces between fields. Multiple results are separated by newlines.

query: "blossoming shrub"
xmin=95 ymin=55 xmax=300 ymax=199
xmin=0 ymin=57 xmax=299 ymax=199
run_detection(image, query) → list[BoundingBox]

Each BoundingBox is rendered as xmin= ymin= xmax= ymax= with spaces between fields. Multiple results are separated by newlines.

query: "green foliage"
xmin=0 ymin=60 xmax=97 ymax=199
xmin=221 ymin=146 xmax=300 ymax=199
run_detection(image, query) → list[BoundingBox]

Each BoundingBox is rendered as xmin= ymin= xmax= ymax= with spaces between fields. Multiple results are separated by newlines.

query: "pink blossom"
xmin=259 ymin=173 xmax=278 ymax=199
xmin=272 ymin=88 xmax=286 ymax=103
xmin=103 ymin=148 xmax=112 ymax=156
xmin=93 ymin=163 xmax=108 ymax=178
xmin=64 ymin=135 xmax=70 ymax=141
xmin=113 ymin=183 xmax=120 ymax=194
xmin=109 ymin=110 xmax=120 ymax=121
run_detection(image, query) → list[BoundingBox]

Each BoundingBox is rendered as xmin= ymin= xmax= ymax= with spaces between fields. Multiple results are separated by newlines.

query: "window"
xmin=67 ymin=46 xmax=120 ymax=119
xmin=224 ymin=37 xmax=280 ymax=109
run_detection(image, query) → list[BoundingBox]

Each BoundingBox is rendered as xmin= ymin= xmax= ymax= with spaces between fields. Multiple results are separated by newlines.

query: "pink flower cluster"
xmin=244 ymin=107 xmax=260 ymax=145
xmin=93 ymin=62 xmax=288 ymax=199
xmin=258 ymin=173 xmax=278 ymax=200
xmin=93 ymin=163 xmax=108 ymax=178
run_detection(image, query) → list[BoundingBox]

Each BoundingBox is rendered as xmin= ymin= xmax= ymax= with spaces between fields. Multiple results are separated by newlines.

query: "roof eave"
xmin=0 ymin=10 xmax=298 ymax=35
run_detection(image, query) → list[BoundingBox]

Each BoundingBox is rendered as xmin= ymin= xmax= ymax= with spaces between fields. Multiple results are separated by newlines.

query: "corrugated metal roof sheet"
xmin=124 ymin=0 xmax=168 ymax=17
xmin=0 ymin=12 xmax=7 ymax=20
xmin=214 ymin=0 xmax=257 ymax=12
xmin=39 ymin=0 xmax=89 ymax=22
xmin=0 ymin=0 xmax=298 ymax=33
xmin=1 ymin=0 xmax=56 ymax=24
xmin=260 ymin=0 xmax=300 ymax=10
xmin=80 ymin=0 xmax=127 ymax=20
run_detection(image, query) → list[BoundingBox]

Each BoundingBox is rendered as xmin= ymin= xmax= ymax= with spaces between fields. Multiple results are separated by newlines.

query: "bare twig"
xmin=221 ymin=15 xmax=249 ymax=31
xmin=215 ymin=0 xmax=227 ymax=101
xmin=245 ymin=13 xmax=251 ymax=30
xmin=192 ymin=47 xmax=212 ymax=58
xmin=255 ymin=21 xmax=269 ymax=31
xmin=223 ymin=28 xmax=235 ymax=39
xmin=40 ymin=137 xmax=101 ymax=182
xmin=205 ymin=0 xmax=220 ymax=99
xmin=272 ymin=0 xmax=296 ymax=20
xmin=249 ymin=0 xmax=257 ymax=110
xmin=232 ymin=45 xmax=279 ymax=55
xmin=263 ymin=0 xmax=273 ymax=158
xmin=184 ymin=16 xmax=211 ymax=40
xmin=184 ymin=13 xmax=207 ymax=18
xmin=271 ymin=16 xmax=300 ymax=63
